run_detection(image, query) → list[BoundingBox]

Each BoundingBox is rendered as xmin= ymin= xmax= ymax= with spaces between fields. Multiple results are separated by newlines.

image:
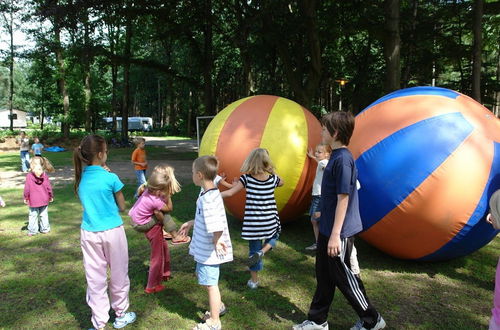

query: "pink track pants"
xmin=81 ymin=226 xmax=130 ymax=329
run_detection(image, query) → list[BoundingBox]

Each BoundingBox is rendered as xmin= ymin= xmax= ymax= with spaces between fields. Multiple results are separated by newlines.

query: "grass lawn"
xmin=0 ymin=150 xmax=498 ymax=329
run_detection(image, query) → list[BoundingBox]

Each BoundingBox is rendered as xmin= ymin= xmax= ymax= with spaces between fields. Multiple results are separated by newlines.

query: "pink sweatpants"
xmin=491 ymin=257 xmax=500 ymax=330
xmin=81 ymin=226 xmax=130 ymax=329
xmin=145 ymin=223 xmax=171 ymax=289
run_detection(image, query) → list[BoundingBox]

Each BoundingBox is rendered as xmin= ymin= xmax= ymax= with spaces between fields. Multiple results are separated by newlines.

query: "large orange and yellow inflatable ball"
xmin=349 ymin=86 xmax=500 ymax=261
xmin=199 ymin=95 xmax=321 ymax=222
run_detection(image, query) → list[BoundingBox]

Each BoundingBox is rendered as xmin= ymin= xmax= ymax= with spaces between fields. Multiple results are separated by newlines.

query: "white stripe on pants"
xmin=81 ymin=226 xmax=130 ymax=329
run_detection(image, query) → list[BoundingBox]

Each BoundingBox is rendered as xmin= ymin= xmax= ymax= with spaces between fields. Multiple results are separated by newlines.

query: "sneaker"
xmin=305 ymin=243 xmax=317 ymax=251
xmin=292 ymin=320 xmax=329 ymax=330
xmin=247 ymin=250 xmax=263 ymax=267
xmin=201 ymin=302 xmax=227 ymax=321
xmin=360 ymin=315 xmax=386 ymax=330
xmin=350 ymin=319 xmax=363 ymax=330
xmin=193 ymin=319 xmax=222 ymax=330
xmin=113 ymin=312 xmax=137 ymax=329
xmin=247 ymin=279 xmax=259 ymax=289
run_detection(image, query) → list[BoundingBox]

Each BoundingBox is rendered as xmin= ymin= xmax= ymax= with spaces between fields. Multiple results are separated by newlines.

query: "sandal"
xmin=171 ymin=235 xmax=191 ymax=245
xmin=200 ymin=303 xmax=226 ymax=322
xmin=163 ymin=231 xmax=173 ymax=240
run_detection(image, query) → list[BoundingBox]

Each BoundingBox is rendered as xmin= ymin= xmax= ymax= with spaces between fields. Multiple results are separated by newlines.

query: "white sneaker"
xmin=113 ymin=312 xmax=137 ymax=329
xmin=292 ymin=320 xmax=328 ymax=330
xmin=350 ymin=319 xmax=363 ymax=330
xmin=360 ymin=315 xmax=386 ymax=330
xmin=247 ymin=279 xmax=259 ymax=289
xmin=305 ymin=243 xmax=317 ymax=251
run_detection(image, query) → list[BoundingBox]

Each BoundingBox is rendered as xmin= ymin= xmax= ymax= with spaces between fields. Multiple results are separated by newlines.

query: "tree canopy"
xmin=1 ymin=0 xmax=499 ymax=137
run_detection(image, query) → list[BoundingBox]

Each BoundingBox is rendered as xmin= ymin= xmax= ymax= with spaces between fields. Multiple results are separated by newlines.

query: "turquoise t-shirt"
xmin=78 ymin=165 xmax=125 ymax=232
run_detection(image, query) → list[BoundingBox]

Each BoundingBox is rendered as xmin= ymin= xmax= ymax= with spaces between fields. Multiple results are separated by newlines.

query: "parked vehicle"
xmin=102 ymin=117 xmax=153 ymax=132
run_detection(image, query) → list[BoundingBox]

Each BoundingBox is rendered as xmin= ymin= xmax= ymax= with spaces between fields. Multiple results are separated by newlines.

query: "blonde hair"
xmin=30 ymin=156 xmax=55 ymax=173
xmin=133 ymin=137 xmax=145 ymax=146
xmin=317 ymin=143 xmax=332 ymax=154
xmin=193 ymin=155 xmax=218 ymax=180
xmin=240 ymin=148 xmax=275 ymax=175
xmin=139 ymin=164 xmax=181 ymax=197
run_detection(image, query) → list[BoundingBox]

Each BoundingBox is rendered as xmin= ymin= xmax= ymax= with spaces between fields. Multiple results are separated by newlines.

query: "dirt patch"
xmin=0 ymin=138 xmax=198 ymax=188
xmin=0 ymin=137 xmax=18 ymax=153
xmin=0 ymin=159 xmax=194 ymax=188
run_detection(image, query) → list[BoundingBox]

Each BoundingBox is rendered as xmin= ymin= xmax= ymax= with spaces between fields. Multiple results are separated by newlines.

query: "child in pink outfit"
xmin=129 ymin=164 xmax=188 ymax=294
xmin=23 ymin=156 xmax=54 ymax=236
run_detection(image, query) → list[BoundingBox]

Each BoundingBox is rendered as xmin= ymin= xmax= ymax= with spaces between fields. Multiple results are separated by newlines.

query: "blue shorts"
xmin=309 ymin=196 xmax=321 ymax=220
xmin=248 ymin=232 xmax=279 ymax=272
xmin=196 ymin=262 xmax=220 ymax=286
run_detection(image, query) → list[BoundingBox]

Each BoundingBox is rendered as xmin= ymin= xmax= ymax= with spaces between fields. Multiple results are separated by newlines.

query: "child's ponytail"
xmin=73 ymin=135 xmax=107 ymax=195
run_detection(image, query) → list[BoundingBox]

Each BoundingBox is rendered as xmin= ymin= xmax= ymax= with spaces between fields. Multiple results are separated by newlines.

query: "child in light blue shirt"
xmin=31 ymin=137 xmax=44 ymax=156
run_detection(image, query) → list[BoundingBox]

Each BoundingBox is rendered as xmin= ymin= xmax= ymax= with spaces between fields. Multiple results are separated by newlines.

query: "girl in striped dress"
xmin=221 ymin=148 xmax=284 ymax=289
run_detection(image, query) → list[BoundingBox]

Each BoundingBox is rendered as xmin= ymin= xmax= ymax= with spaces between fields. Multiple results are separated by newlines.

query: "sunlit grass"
xmin=0 ymin=151 xmax=498 ymax=329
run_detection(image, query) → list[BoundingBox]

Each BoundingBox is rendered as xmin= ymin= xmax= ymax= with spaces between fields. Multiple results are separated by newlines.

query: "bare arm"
xmin=277 ymin=176 xmax=284 ymax=187
xmin=327 ymin=194 xmax=349 ymax=257
xmin=178 ymin=220 xmax=194 ymax=236
xmin=114 ymin=190 xmax=126 ymax=212
xmin=212 ymin=231 xmax=227 ymax=256
xmin=158 ymin=195 xmax=173 ymax=213
xmin=220 ymin=181 xmax=244 ymax=198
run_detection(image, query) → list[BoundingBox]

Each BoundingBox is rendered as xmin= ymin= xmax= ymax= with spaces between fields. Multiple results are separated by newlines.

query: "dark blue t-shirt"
xmin=319 ymin=148 xmax=363 ymax=238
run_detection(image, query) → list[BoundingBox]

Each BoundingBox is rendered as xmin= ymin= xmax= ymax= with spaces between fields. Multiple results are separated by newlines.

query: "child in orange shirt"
xmin=131 ymin=137 xmax=147 ymax=198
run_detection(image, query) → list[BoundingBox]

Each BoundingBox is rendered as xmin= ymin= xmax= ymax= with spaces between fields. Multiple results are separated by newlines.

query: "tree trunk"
xmin=471 ymin=0 xmax=483 ymax=102
xmin=83 ymin=13 xmax=92 ymax=132
xmin=202 ymin=0 xmax=215 ymax=115
xmin=121 ymin=13 xmax=132 ymax=140
xmin=8 ymin=3 xmax=14 ymax=131
xmin=384 ymin=0 xmax=401 ymax=93
xmin=54 ymin=7 xmax=70 ymax=138
xmin=402 ymin=0 xmax=418 ymax=88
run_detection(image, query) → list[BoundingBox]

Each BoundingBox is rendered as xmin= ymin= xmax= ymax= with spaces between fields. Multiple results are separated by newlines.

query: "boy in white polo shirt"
xmin=179 ymin=155 xmax=233 ymax=330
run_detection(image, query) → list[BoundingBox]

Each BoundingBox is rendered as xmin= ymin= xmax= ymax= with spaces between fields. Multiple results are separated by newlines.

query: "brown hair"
xmin=240 ymin=148 xmax=275 ymax=175
xmin=144 ymin=164 xmax=181 ymax=197
xmin=321 ymin=111 xmax=355 ymax=146
xmin=193 ymin=155 xmax=219 ymax=181
xmin=73 ymin=135 xmax=107 ymax=195
xmin=30 ymin=156 xmax=55 ymax=173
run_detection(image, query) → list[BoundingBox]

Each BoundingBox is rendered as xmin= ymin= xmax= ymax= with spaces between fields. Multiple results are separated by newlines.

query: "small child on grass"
xmin=24 ymin=156 xmax=55 ymax=236
xmin=179 ymin=155 xmax=233 ymax=330
xmin=131 ymin=137 xmax=147 ymax=197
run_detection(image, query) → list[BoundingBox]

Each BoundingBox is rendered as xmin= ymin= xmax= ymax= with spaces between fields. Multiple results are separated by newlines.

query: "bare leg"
xmin=206 ymin=285 xmax=221 ymax=325
xmin=250 ymin=270 xmax=259 ymax=283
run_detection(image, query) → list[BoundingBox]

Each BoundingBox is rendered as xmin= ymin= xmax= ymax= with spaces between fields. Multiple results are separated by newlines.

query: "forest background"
xmin=0 ymin=0 xmax=499 ymax=139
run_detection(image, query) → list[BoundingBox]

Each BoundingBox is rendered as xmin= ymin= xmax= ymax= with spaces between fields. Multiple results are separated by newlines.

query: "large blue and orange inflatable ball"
xmin=349 ymin=86 xmax=500 ymax=261
xmin=199 ymin=95 xmax=321 ymax=223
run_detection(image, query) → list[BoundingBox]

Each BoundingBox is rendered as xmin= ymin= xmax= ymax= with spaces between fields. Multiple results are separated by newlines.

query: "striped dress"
xmin=240 ymin=174 xmax=281 ymax=240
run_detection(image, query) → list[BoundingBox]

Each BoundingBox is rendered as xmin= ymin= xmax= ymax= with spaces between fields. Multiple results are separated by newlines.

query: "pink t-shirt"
xmin=128 ymin=189 xmax=166 ymax=225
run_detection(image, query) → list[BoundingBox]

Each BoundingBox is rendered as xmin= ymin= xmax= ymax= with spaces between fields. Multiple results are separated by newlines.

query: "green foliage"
xmin=1 ymin=0 xmax=499 ymax=136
